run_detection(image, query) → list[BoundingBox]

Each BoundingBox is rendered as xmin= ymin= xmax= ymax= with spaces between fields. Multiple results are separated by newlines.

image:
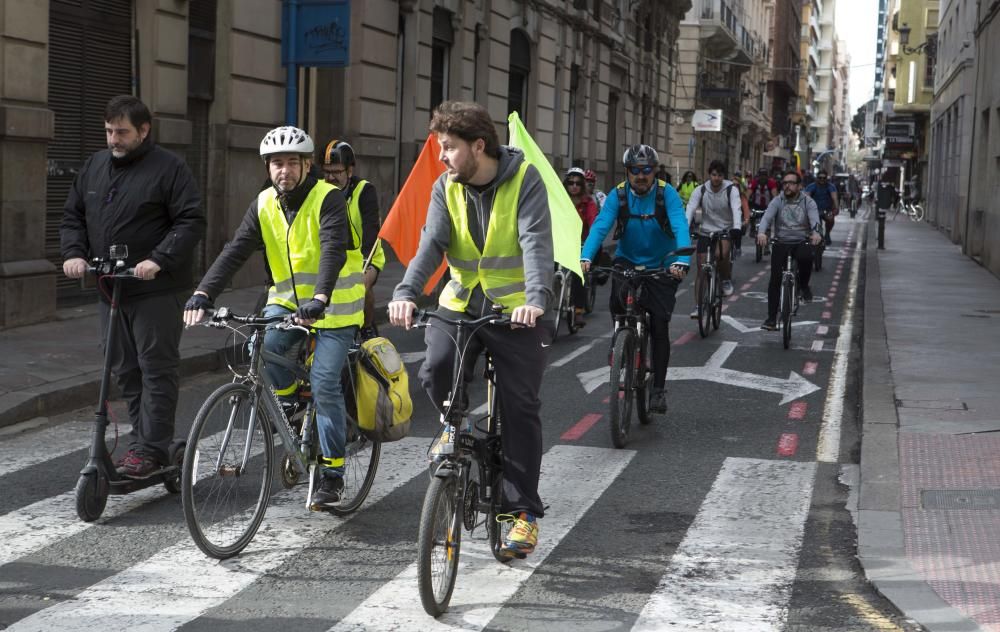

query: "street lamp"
xmin=898 ymin=23 xmax=937 ymax=56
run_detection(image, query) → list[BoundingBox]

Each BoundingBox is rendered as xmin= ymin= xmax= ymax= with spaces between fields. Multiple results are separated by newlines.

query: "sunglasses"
xmin=629 ymin=165 xmax=655 ymax=176
xmin=566 ymin=180 xmax=584 ymax=187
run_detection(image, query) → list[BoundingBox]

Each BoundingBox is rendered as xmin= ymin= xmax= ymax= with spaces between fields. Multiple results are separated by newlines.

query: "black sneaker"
xmin=801 ymin=287 xmax=814 ymax=302
xmin=761 ymin=319 xmax=778 ymax=331
xmin=649 ymin=389 xmax=667 ymax=414
xmin=311 ymin=475 xmax=344 ymax=508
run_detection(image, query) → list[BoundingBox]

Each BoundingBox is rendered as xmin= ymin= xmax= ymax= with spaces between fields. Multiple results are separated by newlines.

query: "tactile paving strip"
xmin=900 ymin=433 xmax=1000 ymax=629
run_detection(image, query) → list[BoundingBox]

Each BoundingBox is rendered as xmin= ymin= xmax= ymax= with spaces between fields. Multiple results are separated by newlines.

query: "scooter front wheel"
xmin=75 ymin=470 xmax=109 ymax=522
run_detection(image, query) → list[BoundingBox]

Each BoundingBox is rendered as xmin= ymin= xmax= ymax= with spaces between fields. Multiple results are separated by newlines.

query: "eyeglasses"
xmin=628 ymin=165 xmax=655 ymax=176
xmin=782 ymin=180 xmax=800 ymax=185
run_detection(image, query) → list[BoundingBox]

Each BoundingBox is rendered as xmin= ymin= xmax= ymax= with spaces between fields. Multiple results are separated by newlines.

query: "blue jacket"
xmin=581 ymin=181 xmax=692 ymax=268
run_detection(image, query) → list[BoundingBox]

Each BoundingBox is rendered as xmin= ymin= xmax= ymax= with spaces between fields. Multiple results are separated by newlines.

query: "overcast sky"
xmin=836 ymin=0 xmax=880 ymax=115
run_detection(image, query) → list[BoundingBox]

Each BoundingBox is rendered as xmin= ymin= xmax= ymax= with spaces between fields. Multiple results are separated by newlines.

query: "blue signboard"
xmin=281 ymin=0 xmax=351 ymax=68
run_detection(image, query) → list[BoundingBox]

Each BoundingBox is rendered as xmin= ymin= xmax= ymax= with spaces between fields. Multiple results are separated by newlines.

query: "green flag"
xmin=507 ymin=112 xmax=583 ymax=280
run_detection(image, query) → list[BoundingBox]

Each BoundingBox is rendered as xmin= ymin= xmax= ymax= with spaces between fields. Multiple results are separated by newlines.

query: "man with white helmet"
xmin=183 ymin=125 xmax=364 ymax=508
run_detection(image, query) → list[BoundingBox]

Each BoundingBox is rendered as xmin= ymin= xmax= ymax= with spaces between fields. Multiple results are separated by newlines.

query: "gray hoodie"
xmin=392 ymin=146 xmax=554 ymax=316
xmin=758 ymin=192 xmax=820 ymax=243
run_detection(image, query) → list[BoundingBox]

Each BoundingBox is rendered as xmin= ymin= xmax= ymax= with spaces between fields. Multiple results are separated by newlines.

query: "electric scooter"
xmin=75 ymin=245 xmax=185 ymax=522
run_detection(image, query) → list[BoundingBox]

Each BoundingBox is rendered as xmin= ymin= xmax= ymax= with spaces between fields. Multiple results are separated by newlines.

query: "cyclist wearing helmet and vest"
xmin=322 ymin=139 xmax=385 ymax=339
xmin=565 ymin=166 xmax=599 ymax=319
xmin=580 ymin=144 xmax=691 ymax=414
xmin=183 ymin=126 xmax=364 ymax=509
xmin=388 ymin=100 xmax=553 ymax=561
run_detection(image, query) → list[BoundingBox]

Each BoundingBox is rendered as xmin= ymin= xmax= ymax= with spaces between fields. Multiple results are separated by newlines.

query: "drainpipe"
xmin=285 ymin=0 xmax=299 ymax=125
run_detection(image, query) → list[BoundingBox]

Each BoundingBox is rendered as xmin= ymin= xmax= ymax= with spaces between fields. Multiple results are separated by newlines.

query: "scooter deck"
xmin=108 ymin=465 xmax=179 ymax=494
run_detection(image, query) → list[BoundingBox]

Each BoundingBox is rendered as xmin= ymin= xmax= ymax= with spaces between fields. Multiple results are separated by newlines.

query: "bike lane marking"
xmin=632 ymin=458 xmax=817 ymax=631
xmin=816 ymin=226 xmax=862 ymax=463
xmin=777 ymin=433 xmax=800 ymax=456
xmin=329 ymin=444 xmax=636 ymax=632
xmin=561 ymin=413 xmax=603 ymax=441
xmin=4 ymin=437 xmax=430 ymax=631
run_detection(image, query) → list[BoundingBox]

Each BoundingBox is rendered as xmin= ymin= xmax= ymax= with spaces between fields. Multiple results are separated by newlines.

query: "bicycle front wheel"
xmin=417 ymin=474 xmax=463 ymax=617
xmin=609 ymin=331 xmax=635 ymax=448
xmin=326 ymin=413 xmax=381 ymax=515
xmin=711 ymin=271 xmax=722 ymax=330
xmin=697 ymin=267 xmax=712 ymax=338
xmin=585 ymin=275 xmax=597 ymax=313
xmin=781 ymin=278 xmax=793 ymax=349
xmin=912 ymin=204 xmax=924 ymax=222
xmin=635 ymin=332 xmax=654 ymax=425
xmin=182 ymin=382 xmax=275 ymax=559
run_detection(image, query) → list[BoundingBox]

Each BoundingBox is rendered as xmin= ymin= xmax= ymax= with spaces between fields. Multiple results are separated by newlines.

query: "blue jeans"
xmin=261 ymin=305 xmax=355 ymax=479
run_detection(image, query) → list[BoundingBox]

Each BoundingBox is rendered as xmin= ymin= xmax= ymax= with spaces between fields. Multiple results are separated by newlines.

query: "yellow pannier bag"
xmin=355 ymin=337 xmax=413 ymax=442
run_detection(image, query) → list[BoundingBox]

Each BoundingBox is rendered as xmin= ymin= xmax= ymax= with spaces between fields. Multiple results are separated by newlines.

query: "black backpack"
xmin=612 ymin=180 xmax=674 ymax=240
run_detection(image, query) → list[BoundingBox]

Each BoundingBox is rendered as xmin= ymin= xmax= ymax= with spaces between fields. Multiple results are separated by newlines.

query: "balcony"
xmin=697 ymin=0 xmax=753 ymax=65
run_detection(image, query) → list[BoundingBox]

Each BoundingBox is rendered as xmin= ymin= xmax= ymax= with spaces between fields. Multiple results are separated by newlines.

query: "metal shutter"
xmin=47 ymin=0 xmax=132 ymax=305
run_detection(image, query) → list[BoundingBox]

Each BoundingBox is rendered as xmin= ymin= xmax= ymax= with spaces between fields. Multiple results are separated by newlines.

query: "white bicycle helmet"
xmin=259 ymin=126 xmax=314 ymax=159
xmin=564 ymin=166 xmax=586 ymax=181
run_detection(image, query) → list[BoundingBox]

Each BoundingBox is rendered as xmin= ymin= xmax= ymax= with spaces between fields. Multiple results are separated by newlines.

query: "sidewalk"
xmin=859 ymin=215 xmax=1000 ymax=631
xmin=0 ymin=261 xmax=417 ymax=429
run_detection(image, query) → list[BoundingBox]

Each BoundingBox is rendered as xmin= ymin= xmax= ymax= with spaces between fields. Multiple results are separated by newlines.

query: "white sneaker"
xmin=690 ymin=307 xmax=699 ymax=319
xmin=722 ymin=280 xmax=735 ymax=296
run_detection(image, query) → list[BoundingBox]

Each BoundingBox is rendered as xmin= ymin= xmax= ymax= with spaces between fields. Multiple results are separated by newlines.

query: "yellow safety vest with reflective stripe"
xmin=346 ymin=179 xmax=386 ymax=270
xmin=439 ymin=162 xmax=529 ymax=313
xmin=257 ymin=182 xmax=365 ymax=329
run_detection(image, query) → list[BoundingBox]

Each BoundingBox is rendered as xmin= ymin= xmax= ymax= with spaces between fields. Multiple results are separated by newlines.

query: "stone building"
xmin=0 ymin=0 xmax=690 ymax=328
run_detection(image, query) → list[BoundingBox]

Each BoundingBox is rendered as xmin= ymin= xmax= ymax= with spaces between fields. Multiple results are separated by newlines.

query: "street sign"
xmin=692 ymin=109 xmax=723 ymax=132
xmin=281 ymin=0 xmax=351 ymax=67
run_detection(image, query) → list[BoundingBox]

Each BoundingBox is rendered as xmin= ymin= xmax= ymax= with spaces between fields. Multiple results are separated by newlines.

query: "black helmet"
xmin=322 ymin=139 xmax=355 ymax=166
xmin=622 ymin=144 xmax=659 ymax=167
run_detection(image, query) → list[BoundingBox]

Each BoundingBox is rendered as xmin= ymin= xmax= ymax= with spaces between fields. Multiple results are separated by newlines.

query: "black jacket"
xmin=60 ymin=139 xmax=206 ymax=301
xmin=196 ymin=176 xmax=350 ymax=302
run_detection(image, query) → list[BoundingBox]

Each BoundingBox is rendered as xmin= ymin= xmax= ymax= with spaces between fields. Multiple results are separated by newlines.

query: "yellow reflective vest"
xmin=438 ymin=162 xmax=529 ymax=313
xmin=346 ymin=179 xmax=385 ymax=270
xmin=257 ymin=182 xmax=365 ymax=329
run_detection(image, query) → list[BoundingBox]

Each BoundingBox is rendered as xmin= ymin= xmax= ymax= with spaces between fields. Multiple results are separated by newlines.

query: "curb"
xmin=0 ymin=294 xmax=432 ymax=430
xmin=856 ymin=218 xmax=982 ymax=631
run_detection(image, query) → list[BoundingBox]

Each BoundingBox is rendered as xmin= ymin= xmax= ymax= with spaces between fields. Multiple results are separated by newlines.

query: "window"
xmin=431 ymin=7 xmax=453 ymax=113
xmin=508 ymin=29 xmax=531 ymax=121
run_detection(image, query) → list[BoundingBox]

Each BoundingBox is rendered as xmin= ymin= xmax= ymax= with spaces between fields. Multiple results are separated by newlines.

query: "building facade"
xmin=764 ymin=0 xmax=802 ymax=171
xmin=0 ymin=0 xmax=691 ymax=328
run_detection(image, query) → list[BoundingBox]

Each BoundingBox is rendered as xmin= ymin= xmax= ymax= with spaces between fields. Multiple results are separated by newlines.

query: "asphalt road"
xmin=0 ymin=217 xmax=922 ymax=631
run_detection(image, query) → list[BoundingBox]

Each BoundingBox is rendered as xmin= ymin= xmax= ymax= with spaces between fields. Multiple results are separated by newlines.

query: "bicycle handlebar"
xmin=413 ymin=308 xmax=513 ymax=329
xmin=199 ymin=307 xmax=309 ymax=333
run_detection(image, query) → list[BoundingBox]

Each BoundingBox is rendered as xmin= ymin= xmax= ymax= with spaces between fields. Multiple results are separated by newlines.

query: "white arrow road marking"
xmin=632 ymin=458 xmax=817 ymax=632
xmin=330 ymin=444 xmax=635 ymax=631
xmin=576 ymin=341 xmax=820 ymax=405
xmin=5 ymin=438 xmax=430 ymax=631
xmin=550 ymin=329 xmax=613 ymax=367
xmin=721 ymin=315 xmax=818 ymax=334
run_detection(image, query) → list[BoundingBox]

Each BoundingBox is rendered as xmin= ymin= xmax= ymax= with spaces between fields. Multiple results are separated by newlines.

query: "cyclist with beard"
xmin=183 ymin=126 xmax=363 ymax=508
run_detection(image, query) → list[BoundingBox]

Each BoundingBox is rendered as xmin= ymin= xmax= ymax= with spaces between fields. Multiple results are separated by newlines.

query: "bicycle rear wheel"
xmin=326 ymin=413 xmax=381 ymax=515
xmin=912 ymin=204 xmax=924 ymax=222
xmin=417 ymin=474 xmax=462 ymax=617
xmin=608 ymin=331 xmax=635 ymax=448
xmin=182 ymin=382 xmax=275 ymax=559
xmin=697 ymin=267 xmax=712 ymax=338
xmin=781 ymin=278 xmax=793 ymax=349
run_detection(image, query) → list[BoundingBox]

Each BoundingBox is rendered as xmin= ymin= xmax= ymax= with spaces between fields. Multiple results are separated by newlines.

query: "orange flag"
xmin=379 ymin=133 xmax=448 ymax=295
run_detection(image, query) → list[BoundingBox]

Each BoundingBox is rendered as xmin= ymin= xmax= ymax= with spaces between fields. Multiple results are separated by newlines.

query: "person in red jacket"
xmin=564 ymin=167 xmax=598 ymax=319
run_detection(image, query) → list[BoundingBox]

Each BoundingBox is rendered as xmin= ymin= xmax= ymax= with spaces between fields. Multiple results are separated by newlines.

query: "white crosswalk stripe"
xmin=632 ymin=458 xmax=817 ymax=631
xmin=0 ymin=420 xmax=131 ymax=478
xmin=330 ymin=444 xmax=636 ymax=631
xmin=5 ymin=438 xmax=429 ymax=631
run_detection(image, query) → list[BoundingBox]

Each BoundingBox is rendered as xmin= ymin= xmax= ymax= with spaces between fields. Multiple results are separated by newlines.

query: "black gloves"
xmin=295 ymin=298 xmax=328 ymax=320
xmin=185 ymin=294 xmax=214 ymax=312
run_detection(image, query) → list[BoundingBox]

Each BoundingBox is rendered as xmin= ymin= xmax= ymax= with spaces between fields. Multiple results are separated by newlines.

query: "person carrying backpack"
xmin=580 ymin=143 xmax=691 ymax=414
xmin=685 ymin=160 xmax=743 ymax=317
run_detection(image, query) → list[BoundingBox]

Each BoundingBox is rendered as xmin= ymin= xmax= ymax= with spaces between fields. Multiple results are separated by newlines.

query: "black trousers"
xmin=98 ymin=292 xmax=185 ymax=462
xmin=767 ymin=242 xmax=814 ymax=320
xmin=419 ymin=308 xmax=550 ymax=517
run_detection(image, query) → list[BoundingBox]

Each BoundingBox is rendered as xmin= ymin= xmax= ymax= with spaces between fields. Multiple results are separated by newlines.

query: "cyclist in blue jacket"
xmin=580 ymin=144 xmax=691 ymax=413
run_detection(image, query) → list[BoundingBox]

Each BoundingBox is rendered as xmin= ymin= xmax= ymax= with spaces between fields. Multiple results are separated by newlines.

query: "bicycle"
xmin=411 ymin=308 xmax=513 ymax=617
xmin=892 ymin=198 xmax=924 ymax=222
xmin=550 ymin=264 xmax=580 ymax=339
xmin=584 ymin=269 xmax=599 ymax=314
xmin=774 ymin=240 xmax=809 ymax=350
xmin=180 ymin=308 xmax=380 ymax=559
xmin=74 ymin=245 xmax=186 ymax=522
xmin=813 ymin=214 xmax=828 ymax=272
xmin=695 ymin=232 xmax=729 ymax=338
xmin=595 ymin=246 xmax=693 ymax=448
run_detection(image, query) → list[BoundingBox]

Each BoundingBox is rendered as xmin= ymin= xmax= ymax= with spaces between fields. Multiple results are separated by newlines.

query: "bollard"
xmin=876 ymin=208 xmax=886 ymax=250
